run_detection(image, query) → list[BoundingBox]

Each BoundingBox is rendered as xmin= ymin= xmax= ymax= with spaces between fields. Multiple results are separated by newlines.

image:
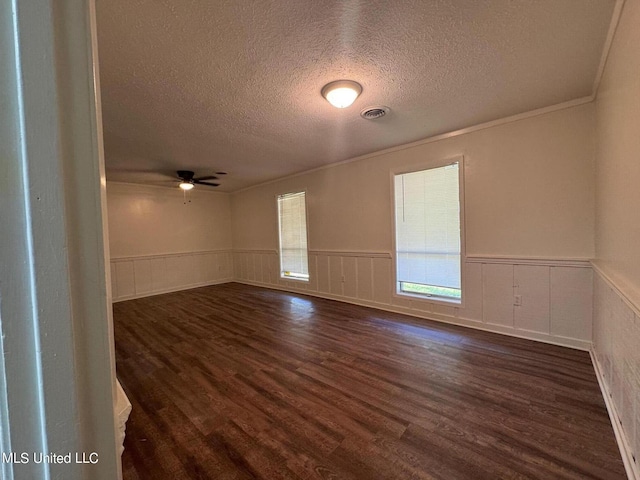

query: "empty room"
xmin=2 ymin=0 xmax=639 ymax=479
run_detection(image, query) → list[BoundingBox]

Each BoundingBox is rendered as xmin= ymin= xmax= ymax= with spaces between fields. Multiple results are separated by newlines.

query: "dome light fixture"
xmin=321 ymin=80 xmax=362 ymax=108
xmin=179 ymin=181 xmax=194 ymax=191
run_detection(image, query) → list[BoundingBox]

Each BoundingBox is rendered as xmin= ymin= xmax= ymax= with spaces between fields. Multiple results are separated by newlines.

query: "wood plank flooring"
xmin=114 ymin=283 xmax=625 ymax=479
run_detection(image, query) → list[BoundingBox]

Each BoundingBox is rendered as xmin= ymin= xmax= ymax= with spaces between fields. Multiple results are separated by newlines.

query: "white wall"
xmin=1 ymin=0 xmax=119 ymax=477
xmin=592 ymin=0 xmax=640 ymax=476
xmin=231 ymin=103 xmax=596 ymax=349
xmin=107 ymin=182 xmax=233 ymax=300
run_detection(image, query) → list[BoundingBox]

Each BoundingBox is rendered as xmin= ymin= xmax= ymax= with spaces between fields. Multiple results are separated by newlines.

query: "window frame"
xmin=276 ymin=190 xmax=311 ymax=283
xmin=390 ymin=155 xmax=466 ymax=307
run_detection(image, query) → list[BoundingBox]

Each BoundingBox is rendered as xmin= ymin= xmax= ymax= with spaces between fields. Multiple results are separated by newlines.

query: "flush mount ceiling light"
xmin=321 ymin=80 xmax=362 ymax=108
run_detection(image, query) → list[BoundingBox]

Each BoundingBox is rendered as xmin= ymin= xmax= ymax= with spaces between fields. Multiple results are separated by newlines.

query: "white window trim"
xmin=390 ymin=155 xmax=466 ymax=307
xmin=276 ymin=190 xmax=311 ymax=282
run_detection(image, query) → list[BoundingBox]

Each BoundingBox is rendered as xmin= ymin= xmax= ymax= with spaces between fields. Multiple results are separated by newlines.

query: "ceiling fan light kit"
xmin=176 ymin=170 xmax=221 ymax=189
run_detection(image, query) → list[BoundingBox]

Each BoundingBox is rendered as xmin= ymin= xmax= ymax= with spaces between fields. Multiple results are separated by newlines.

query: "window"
xmin=277 ymin=191 xmax=309 ymax=281
xmin=394 ymin=161 xmax=462 ymax=302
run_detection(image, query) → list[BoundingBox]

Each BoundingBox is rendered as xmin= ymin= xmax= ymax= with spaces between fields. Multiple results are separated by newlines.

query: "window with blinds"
xmin=394 ymin=162 xmax=462 ymax=301
xmin=277 ymin=191 xmax=309 ymax=281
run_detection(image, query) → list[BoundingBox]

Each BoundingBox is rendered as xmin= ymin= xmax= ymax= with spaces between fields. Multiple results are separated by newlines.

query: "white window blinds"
xmin=277 ymin=192 xmax=309 ymax=280
xmin=394 ymin=163 xmax=461 ymax=296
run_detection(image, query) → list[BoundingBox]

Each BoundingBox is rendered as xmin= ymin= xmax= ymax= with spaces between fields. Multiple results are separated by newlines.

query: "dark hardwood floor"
xmin=114 ymin=283 xmax=625 ymax=480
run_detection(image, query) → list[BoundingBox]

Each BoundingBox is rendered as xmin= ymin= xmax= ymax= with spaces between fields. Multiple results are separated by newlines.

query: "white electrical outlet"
xmin=514 ymin=295 xmax=522 ymax=306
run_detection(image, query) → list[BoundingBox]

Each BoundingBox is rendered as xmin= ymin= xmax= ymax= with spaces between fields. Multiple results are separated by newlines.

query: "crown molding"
xmin=592 ymin=0 xmax=626 ymax=99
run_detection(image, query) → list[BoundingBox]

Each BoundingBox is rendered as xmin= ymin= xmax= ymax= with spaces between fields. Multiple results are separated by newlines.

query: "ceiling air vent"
xmin=360 ymin=106 xmax=390 ymax=120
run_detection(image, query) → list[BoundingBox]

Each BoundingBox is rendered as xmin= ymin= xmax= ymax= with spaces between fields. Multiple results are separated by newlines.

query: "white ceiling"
xmin=97 ymin=0 xmax=616 ymax=192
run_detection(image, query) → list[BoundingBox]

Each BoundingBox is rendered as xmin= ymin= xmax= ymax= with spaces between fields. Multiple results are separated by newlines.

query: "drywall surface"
xmin=595 ymin=0 xmax=640 ymax=309
xmin=232 ymin=102 xmax=595 ymax=259
xmin=106 ymin=183 xmax=234 ymax=300
xmin=593 ymin=0 xmax=640 ymax=476
xmin=107 ymin=182 xmax=232 ymax=258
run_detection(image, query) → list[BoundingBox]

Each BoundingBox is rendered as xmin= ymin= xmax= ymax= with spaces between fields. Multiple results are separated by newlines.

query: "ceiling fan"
xmin=176 ymin=170 xmax=220 ymax=190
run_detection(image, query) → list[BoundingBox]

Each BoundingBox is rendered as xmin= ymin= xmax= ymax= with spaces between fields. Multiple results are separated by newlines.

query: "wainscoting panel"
xmin=342 ymin=256 xmax=357 ymax=299
xmin=244 ymin=253 xmax=254 ymax=282
xmin=431 ymin=302 xmax=457 ymax=318
xmin=132 ymin=258 xmax=153 ymax=295
xmin=305 ymin=255 xmax=316 ymax=291
xmin=150 ymin=257 xmax=169 ymax=292
xmin=356 ymin=257 xmax=373 ymax=301
xmin=550 ymin=267 xmax=593 ymax=340
xmin=592 ymin=265 xmax=640 ymax=479
xmin=165 ymin=255 xmax=187 ymax=290
xmin=269 ymin=254 xmax=280 ymax=287
xmin=329 ymin=256 xmax=343 ymax=296
xmin=514 ymin=265 xmax=550 ymax=334
xmin=233 ymin=250 xmax=593 ymax=350
xmin=372 ymin=257 xmax=392 ymax=305
xmin=114 ymin=261 xmax=135 ymax=299
xmin=317 ymin=255 xmax=330 ymax=294
xmin=483 ymin=263 xmax=514 ymax=327
xmin=111 ymin=250 xmax=233 ymax=302
xmin=461 ymin=262 xmax=483 ymax=323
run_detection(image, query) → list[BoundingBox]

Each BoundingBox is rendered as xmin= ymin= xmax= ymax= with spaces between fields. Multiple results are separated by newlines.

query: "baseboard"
xmin=112 ymin=278 xmax=233 ymax=303
xmin=233 ymin=279 xmax=591 ymax=351
xmin=591 ymin=349 xmax=639 ymax=480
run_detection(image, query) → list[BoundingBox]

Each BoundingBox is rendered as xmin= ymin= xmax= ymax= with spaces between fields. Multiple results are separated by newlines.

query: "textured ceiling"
xmin=97 ymin=0 xmax=616 ymax=192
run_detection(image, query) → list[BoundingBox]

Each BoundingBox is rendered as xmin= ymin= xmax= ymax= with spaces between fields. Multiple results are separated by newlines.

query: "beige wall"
xmin=595 ymin=0 xmax=640 ymax=306
xmin=592 ymin=0 xmax=640 ymax=475
xmin=106 ymin=183 xmax=234 ymax=301
xmin=107 ymin=182 xmax=232 ymax=258
xmin=232 ymin=103 xmax=595 ymax=259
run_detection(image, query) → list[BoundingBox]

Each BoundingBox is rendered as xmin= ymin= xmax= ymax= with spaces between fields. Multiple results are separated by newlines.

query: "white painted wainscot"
xmin=233 ymin=250 xmax=593 ymax=350
xmin=111 ymin=250 xmax=234 ymax=302
xmin=115 ymin=380 xmax=132 ymax=457
xmin=592 ymin=263 xmax=640 ymax=479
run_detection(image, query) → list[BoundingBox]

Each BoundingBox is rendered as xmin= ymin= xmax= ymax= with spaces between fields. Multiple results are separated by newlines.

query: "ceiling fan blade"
xmin=194 ymin=180 xmax=220 ymax=187
xmin=194 ymin=175 xmax=218 ymax=181
xmin=176 ymin=170 xmax=195 ymax=181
